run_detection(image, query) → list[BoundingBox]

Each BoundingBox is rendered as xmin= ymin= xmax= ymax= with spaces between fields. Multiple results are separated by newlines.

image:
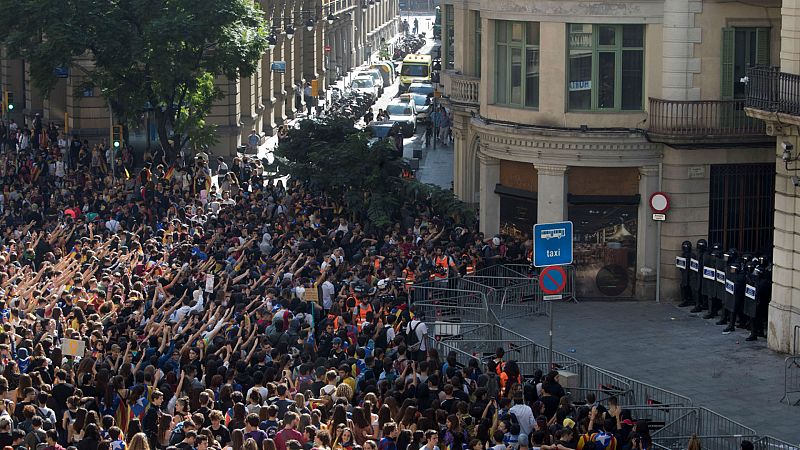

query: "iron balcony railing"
xmin=746 ymin=65 xmax=800 ymax=116
xmin=647 ymin=97 xmax=767 ymax=144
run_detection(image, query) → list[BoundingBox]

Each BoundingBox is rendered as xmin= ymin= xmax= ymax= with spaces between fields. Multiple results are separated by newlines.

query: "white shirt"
xmin=321 ymin=281 xmax=335 ymax=310
xmin=509 ymin=403 xmax=536 ymax=436
xmin=406 ymin=319 xmax=428 ymax=351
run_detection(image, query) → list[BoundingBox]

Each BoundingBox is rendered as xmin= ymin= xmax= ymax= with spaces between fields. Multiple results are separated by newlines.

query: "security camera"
xmin=792 ymin=176 xmax=800 ymax=187
xmin=783 ymin=142 xmax=795 ymax=163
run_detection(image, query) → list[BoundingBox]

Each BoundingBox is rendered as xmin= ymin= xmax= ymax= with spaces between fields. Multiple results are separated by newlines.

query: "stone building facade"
xmin=0 ymin=0 xmax=399 ymax=158
xmin=442 ymin=0 xmax=780 ymax=305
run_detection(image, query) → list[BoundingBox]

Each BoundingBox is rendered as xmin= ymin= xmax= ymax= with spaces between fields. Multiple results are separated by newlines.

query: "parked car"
xmin=350 ymin=76 xmax=379 ymax=100
xmin=386 ymin=100 xmax=417 ymax=137
xmin=356 ymin=69 xmax=385 ymax=96
xmin=401 ymin=93 xmax=431 ymax=122
xmin=367 ymin=120 xmax=402 ymax=147
xmin=408 ymin=81 xmax=435 ymax=97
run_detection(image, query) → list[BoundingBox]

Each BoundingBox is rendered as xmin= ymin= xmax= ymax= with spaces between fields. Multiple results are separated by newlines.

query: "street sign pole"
xmin=549 ymin=301 xmax=554 ymax=370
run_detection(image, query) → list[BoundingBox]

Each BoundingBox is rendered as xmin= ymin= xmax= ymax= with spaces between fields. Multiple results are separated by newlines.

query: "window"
xmin=721 ymin=27 xmax=769 ymax=100
xmin=444 ymin=5 xmax=455 ymax=70
xmin=401 ymin=64 xmax=429 ymax=77
xmin=708 ymin=164 xmax=774 ymax=253
xmin=567 ymin=24 xmax=644 ymax=111
xmin=474 ymin=11 xmax=482 ymax=76
xmin=495 ymin=21 xmax=540 ymax=108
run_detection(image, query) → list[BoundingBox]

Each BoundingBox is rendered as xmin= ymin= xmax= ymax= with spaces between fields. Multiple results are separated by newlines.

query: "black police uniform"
xmin=747 ymin=263 xmax=772 ymax=341
xmin=743 ymin=261 xmax=758 ymax=338
xmin=716 ymin=249 xmax=736 ymax=326
xmin=700 ymin=243 xmax=719 ymax=318
xmin=720 ymin=250 xmax=738 ymax=330
xmin=690 ymin=239 xmax=707 ymax=313
xmin=677 ymin=241 xmax=693 ymax=307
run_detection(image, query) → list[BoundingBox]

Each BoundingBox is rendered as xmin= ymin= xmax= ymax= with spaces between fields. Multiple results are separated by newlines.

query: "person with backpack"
xmin=405 ymin=314 xmax=428 ymax=362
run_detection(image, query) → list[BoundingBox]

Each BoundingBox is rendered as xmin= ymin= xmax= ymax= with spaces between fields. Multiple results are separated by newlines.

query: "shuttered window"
xmin=721 ymin=27 xmax=770 ymax=100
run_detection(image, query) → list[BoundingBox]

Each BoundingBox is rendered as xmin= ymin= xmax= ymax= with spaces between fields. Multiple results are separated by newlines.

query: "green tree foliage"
xmin=0 ymin=0 xmax=269 ymax=157
xmin=273 ymin=117 xmax=475 ymax=229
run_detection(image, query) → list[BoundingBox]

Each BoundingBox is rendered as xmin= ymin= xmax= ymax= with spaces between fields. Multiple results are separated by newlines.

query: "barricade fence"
xmin=619 ymin=406 xmax=758 ymax=450
xmin=782 ymin=356 xmax=800 ymax=406
xmin=754 ymin=436 xmax=800 ymax=450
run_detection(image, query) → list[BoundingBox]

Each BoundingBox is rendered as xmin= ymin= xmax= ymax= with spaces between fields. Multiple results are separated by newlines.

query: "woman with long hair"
xmin=128 ymin=433 xmax=151 ymax=450
xmin=350 ymin=407 xmax=373 ymax=445
xmin=68 ymin=407 xmax=88 ymax=444
xmin=229 ymin=429 xmax=245 ymax=450
xmin=77 ymin=423 xmax=102 ymax=450
xmin=242 ymin=438 xmax=258 ymax=450
xmin=398 ymin=406 xmax=418 ymax=433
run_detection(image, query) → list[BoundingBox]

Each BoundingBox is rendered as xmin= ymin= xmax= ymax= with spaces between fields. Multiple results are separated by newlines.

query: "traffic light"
xmin=112 ymin=125 xmax=123 ymax=149
xmin=2 ymin=92 xmax=12 ymax=113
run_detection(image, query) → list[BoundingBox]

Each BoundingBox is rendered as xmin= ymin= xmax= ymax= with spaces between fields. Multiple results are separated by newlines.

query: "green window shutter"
xmin=756 ymin=28 xmax=770 ymax=66
xmin=720 ymin=27 xmax=735 ymax=100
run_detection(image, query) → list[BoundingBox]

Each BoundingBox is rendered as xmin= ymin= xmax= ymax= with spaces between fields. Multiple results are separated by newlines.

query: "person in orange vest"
xmin=402 ymin=261 xmax=419 ymax=293
xmin=353 ymin=292 xmax=374 ymax=331
xmin=430 ymin=246 xmax=457 ymax=281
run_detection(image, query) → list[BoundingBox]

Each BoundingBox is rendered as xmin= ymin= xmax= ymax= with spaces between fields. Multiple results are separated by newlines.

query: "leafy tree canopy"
xmin=0 ymin=0 xmax=269 ymax=156
xmin=273 ymin=117 xmax=475 ymax=229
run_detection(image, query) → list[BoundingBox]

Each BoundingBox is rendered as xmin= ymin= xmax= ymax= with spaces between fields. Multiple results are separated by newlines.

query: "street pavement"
xmin=505 ymin=301 xmax=800 ymax=445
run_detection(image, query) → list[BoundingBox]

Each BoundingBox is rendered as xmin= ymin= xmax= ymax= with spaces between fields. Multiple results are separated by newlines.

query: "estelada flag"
xmin=164 ymin=167 xmax=174 ymax=180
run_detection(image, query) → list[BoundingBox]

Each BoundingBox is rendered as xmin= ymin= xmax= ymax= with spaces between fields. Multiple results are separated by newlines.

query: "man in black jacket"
xmin=143 ymin=390 xmax=163 ymax=450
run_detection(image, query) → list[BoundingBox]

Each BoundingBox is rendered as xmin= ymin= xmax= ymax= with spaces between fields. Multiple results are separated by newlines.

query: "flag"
xmin=164 ymin=167 xmax=174 ymax=180
xmin=124 ymin=167 xmax=130 ymax=179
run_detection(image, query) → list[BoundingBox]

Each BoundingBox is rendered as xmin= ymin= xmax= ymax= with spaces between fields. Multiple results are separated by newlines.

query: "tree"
xmin=0 ymin=0 xmax=269 ymax=158
xmin=273 ymin=117 xmax=475 ymax=229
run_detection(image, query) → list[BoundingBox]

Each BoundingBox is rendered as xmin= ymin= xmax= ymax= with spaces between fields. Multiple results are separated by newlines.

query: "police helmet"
xmin=696 ymin=239 xmax=708 ymax=253
xmin=753 ymin=265 xmax=766 ymax=277
xmin=745 ymin=260 xmax=757 ymax=273
xmin=741 ymin=254 xmax=753 ymax=263
xmin=724 ymin=248 xmax=738 ymax=263
xmin=757 ymin=255 xmax=770 ymax=266
xmin=681 ymin=241 xmax=692 ymax=253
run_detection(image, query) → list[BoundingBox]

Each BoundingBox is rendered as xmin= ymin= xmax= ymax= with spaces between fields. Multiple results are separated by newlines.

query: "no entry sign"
xmin=539 ymin=265 xmax=567 ymax=295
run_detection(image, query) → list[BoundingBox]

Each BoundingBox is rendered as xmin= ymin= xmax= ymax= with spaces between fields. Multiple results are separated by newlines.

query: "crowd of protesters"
xmin=0 ymin=116 xmax=669 ymax=450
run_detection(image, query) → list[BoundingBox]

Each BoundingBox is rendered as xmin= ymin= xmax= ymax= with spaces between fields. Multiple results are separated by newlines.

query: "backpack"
xmin=168 ymin=423 xmax=186 ymax=445
xmin=375 ymin=325 xmax=391 ymax=349
xmin=406 ymin=321 xmax=422 ymax=351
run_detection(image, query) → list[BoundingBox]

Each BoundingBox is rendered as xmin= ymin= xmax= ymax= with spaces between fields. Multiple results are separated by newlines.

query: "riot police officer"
xmin=747 ymin=257 xmax=772 ymax=341
xmin=690 ymin=239 xmax=708 ymax=313
xmin=700 ymin=242 xmax=719 ymax=318
xmin=677 ymin=241 xmax=693 ymax=307
xmin=709 ymin=243 xmax=726 ymax=320
xmin=719 ymin=248 xmax=738 ymax=330
xmin=743 ymin=259 xmax=759 ymax=340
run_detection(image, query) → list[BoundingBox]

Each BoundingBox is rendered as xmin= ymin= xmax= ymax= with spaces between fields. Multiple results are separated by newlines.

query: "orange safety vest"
xmin=403 ymin=268 xmax=415 ymax=292
xmin=354 ymin=302 xmax=373 ymax=324
xmin=433 ymin=256 xmax=451 ymax=279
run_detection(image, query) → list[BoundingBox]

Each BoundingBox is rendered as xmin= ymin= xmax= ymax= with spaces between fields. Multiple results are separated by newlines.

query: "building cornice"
xmin=471 ymin=117 xmax=662 ymax=167
xmin=474 ymin=0 xmax=664 ymax=23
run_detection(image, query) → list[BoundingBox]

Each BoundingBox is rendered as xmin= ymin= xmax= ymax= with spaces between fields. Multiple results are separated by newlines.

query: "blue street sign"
xmin=271 ymin=61 xmax=286 ymax=73
xmin=533 ymin=221 xmax=573 ymax=267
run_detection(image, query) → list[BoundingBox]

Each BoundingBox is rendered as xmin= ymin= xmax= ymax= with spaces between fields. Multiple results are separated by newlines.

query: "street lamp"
xmin=285 ymin=24 xmax=295 ymax=39
xmin=327 ymin=13 xmax=335 ymax=24
xmin=305 ymin=19 xmax=315 ymax=31
xmin=267 ymin=33 xmax=277 ymax=50
xmin=361 ymin=1 xmax=367 ymax=11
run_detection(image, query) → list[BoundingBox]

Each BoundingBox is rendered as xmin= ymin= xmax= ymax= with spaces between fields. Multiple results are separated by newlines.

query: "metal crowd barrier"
xmin=409 ymin=285 xmax=490 ymax=325
xmin=781 ymin=356 xmax=800 ymax=406
xmin=754 ymin=436 xmax=800 ymax=450
xmin=620 ymin=406 xmax=758 ymax=450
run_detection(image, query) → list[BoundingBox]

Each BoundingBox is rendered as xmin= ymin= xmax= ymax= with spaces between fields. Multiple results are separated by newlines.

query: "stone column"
xmin=262 ymin=48 xmax=276 ymax=132
xmin=661 ymin=0 xmax=702 ymax=100
xmin=535 ymin=164 xmax=568 ymax=223
xmin=636 ymin=166 xmax=660 ymax=301
xmin=273 ymin=37 xmax=287 ymax=124
xmin=781 ymin=0 xmax=800 ymax=75
xmin=478 ymin=151 xmax=501 ymax=237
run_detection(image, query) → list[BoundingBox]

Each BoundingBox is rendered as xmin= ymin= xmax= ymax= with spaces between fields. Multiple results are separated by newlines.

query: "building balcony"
xmin=647 ymin=97 xmax=769 ymax=145
xmin=745 ymin=66 xmax=800 ymax=129
xmin=442 ymin=70 xmax=480 ymax=107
